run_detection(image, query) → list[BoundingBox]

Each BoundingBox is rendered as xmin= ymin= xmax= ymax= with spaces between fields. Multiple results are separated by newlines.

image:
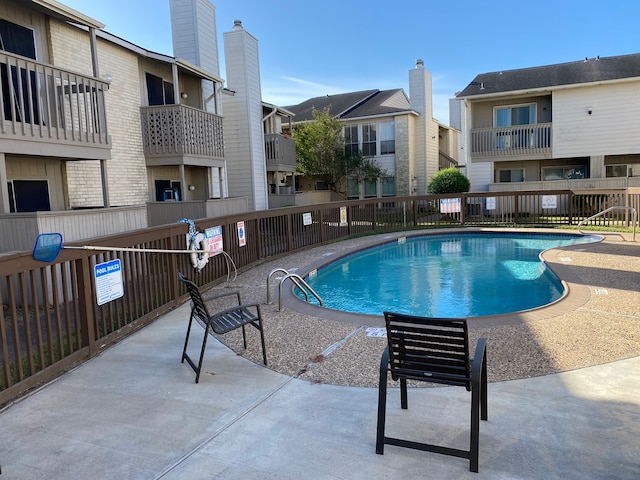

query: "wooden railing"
xmin=470 ymin=123 xmax=552 ymax=158
xmin=439 ymin=151 xmax=458 ymax=170
xmin=0 ymin=50 xmax=110 ymax=151
xmin=265 ymin=133 xmax=296 ymax=169
xmin=2 ymin=189 xmax=639 ymax=406
xmin=140 ymin=104 xmax=224 ymax=159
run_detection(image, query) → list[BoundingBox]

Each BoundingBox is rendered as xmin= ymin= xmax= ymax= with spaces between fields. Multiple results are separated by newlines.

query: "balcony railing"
xmin=439 ymin=151 xmax=458 ymax=170
xmin=140 ymin=104 xmax=224 ymax=160
xmin=265 ymin=133 xmax=296 ymax=169
xmin=470 ymin=123 xmax=552 ymax=158
xmin=0 ymin=51 xmax=110 ymax=153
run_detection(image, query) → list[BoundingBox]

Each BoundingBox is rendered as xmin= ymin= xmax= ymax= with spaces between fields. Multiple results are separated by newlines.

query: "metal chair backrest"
xmin=383 ymin=311 xmax=471 ymax=390
xmin=178 ymin=272 xmax=210 ymax=322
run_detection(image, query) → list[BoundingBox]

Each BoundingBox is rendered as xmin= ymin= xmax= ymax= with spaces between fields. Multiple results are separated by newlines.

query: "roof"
xmin=284 ymin=89 xmax=415 ymax=122
xmin=24 ymin=0 xmax=104 ymax=29
xmin=456 ymin=52 xmax=640 ymax=98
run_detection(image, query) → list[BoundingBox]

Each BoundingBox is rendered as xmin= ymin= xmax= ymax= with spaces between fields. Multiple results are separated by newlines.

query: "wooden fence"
xmin=1 ymin=189 xmax=638 ymax=406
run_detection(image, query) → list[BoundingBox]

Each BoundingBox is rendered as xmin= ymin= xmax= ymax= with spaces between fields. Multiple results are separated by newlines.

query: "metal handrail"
xmin=577 ymin=206 xmax=637 ymax=241
xmin=266 ymin=268 xmax=290 ymax=304
xmin=278 ymin=273 xmax=323 ymax=312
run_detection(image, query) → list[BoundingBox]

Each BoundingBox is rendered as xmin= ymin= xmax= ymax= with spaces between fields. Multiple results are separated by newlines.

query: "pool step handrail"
xmin=266 ymin=268 xmax=290 ymax=304
xmin=266 ymin=268 xmax=324 ymax=310
xmin=278 ymin=273 xmax=323 ymax=312
xmin=577 ymin=206 xmax=637 ymax=242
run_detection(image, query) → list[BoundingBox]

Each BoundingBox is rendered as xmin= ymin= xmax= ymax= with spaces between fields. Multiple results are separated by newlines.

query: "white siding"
xmin=553 ymin=81 xmax=640 ymax=158
xmin=222 ymin=23 xmax=268 ymax=211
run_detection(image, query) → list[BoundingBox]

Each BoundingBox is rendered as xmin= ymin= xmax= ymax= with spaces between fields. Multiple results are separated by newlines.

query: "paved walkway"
xmin=1 ymin=300 xmax=639 ymax=479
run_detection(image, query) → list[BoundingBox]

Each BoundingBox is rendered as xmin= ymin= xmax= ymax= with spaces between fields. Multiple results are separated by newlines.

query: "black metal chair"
xmin=376 ymin=311 xmax=487 ymax=472
xmin=178 ymin=272 xmax=267 ymax=383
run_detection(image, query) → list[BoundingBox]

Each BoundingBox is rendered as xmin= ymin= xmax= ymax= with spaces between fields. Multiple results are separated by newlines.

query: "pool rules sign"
xmin=94 ymin=259 xmax=124 ymax=305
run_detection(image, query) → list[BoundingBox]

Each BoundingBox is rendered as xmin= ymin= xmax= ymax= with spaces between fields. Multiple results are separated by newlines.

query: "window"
xmin=8 ymin=180 xmax=50 ymax=212
xmin=542 ymin=166 xmax=586 ymax=181
xmin=0 ymin=19 xmax=36 ymax=59
xmin=605 ymin=164 xmax=640 ymax=177
xmin=382 ymin=176 xmax=395 ymax=196
xmin=363 ymin=179 xmax=377 ymax=197
xmin=362 ymin=123 xmax=376 ymax=156
xmin=495 ymin=104 xmax=536 ymax=127
xmin=380 ymin=121 xmax=395 ymax=154
xmin=498 ymin=169 xmax=524 ymax=183
xmin=146 ymin=73 xmax=175 ymax=106
xmin=344 ymin=125 xmax=359 ymax=158
xmin=347 ymin=178 xmax=359 ymax=198
xmin=0 ymin=19 xmax=40 ymax=123
xmin=155 ymin=180 xmax=181 ymax=201
xmin=495 ymin=104 xmax=536 ymax=149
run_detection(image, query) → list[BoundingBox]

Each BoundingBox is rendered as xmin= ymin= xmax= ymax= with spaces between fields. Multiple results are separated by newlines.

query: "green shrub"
xmin=427 ymin=168 xmax=470 ymax=194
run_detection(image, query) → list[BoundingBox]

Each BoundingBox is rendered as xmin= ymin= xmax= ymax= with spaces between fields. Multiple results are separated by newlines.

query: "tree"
xmin=292 ymin=108 xmax=386 ymax=195
xmin=427 ymin=167 xmax=470 ymax=194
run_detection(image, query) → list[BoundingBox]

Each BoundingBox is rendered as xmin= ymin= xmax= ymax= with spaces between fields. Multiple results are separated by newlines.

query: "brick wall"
xmin=48 ymin=20 xmax=148 ymax=207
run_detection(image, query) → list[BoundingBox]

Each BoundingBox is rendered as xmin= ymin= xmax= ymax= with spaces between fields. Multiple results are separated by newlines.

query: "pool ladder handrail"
xmin=577 ymin=206 xmax=637 ymax=242
xmin=265 ymin=268 xmax=323 ymax=311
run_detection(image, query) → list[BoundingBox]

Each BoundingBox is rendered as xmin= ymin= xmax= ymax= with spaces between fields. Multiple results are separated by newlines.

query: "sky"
xmin=60 ymin=0 xmax=639 ymax=124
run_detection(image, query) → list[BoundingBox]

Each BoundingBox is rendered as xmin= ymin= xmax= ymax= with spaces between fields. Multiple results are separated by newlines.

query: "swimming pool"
xmin=300 ymin=232 xmax=600 ymax=318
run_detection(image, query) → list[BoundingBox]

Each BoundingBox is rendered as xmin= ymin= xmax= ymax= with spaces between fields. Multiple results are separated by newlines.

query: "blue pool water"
xmin=301 ymin=233 xmax=599 ymax=318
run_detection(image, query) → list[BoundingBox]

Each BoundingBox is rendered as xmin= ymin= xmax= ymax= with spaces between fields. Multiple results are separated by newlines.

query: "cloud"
xmin=261 ymin=76 xmax=344 ymax=106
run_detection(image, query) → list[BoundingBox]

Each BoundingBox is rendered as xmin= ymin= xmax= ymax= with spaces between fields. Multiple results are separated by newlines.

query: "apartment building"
xmin=454 ymin=53 xmax=640 ymax=192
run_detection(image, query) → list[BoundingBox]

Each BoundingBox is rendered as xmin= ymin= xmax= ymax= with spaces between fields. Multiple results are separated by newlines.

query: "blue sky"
xmin=61 ymin=0 xmax=639 ymax=124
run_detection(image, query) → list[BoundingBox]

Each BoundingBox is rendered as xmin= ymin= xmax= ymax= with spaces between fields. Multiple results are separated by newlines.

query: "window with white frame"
xmin=380 ymin=121 xmax=395 ymax=154
xmin=495 ymin=104 xmax=536 ymax=127
xmin=495 ymin=104 xmax=536 ymax=149
xmin=344 ymin=124 xmax=359 ymax=158
xmin=362 ymin=123 xmax=377 ymax=156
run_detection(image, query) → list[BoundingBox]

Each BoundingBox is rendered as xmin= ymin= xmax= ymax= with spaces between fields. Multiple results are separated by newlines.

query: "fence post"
xmin=286 ymin=212 xmax=293 ymax=252
xmin=76 ymin=256 xmax=97 ymax=357
xmin=568 ymin=191 xmax=574 ymax=225
xmin=514 ymin=193 xmax=520 ymax=224
xmin=167 ymin=235 xmax=179 ymax=305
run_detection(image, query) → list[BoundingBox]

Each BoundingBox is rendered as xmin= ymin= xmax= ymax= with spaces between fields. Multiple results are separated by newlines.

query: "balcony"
xmin=265 ymin=133 xmax=296 ymax=171
xmin=0 ymin=51 xmax=111 ymax=159
xmin=470 ymin=123 xmax=552 ymax=159
xmin=140 ymin=104 xmax=224 ymax=166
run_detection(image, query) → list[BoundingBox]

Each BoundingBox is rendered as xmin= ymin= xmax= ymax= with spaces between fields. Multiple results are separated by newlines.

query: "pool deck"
xmin=1 ymin=228 xmax=639 ymax=478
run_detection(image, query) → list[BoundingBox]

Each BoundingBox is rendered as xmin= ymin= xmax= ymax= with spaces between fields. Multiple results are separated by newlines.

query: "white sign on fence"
xmin=439 ymin=198 xmax=461 ymax=213
xmin=486 ymin=197 xmax=496 ymax=210
xmin=95 ymin=259 xmax=124 ymax=305
xmin=542 ymin=195 xmax=558 ymax=209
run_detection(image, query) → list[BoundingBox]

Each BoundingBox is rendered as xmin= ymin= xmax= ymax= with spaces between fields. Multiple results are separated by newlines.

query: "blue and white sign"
xmin=95 ymin=259 xmax=124 ymax=305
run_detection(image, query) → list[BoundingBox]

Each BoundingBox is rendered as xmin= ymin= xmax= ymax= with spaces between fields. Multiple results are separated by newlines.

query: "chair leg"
xmin=241 ymin=324 xmax=247 ymax=349
xmin=257 ymin=317 xmax=268 ymax=366
xmin=376 ymin=348 xmax=390 ymax=454
xmin=470 ymin=381 xmax=480 ymax=472
xmin=182 ymin=310 xmax=195 ymax=363
xmin=194 ymin=322 xmax=211 ymax=384
xmin=400 ymin=378 xmax=408 ymax=410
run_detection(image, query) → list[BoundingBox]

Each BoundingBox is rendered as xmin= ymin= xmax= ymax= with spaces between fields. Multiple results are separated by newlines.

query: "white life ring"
xmin=189 ymin=232 xmax=209 ymax=272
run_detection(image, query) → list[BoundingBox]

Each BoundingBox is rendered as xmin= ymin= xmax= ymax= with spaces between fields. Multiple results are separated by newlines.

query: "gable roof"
xmin=456 ymin=52 xmax=640 ymax=98
xmin=284 ymin=88 xmax=415 ymax=122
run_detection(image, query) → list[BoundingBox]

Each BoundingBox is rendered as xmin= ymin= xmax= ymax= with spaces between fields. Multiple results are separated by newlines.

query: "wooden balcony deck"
xmin=0 ymin=51 xmax=111 ymax=158
xmin=140 ymin=104 xmax=224 ymax=164
xmin=470 ymin=123 xmax=552 ymax=159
